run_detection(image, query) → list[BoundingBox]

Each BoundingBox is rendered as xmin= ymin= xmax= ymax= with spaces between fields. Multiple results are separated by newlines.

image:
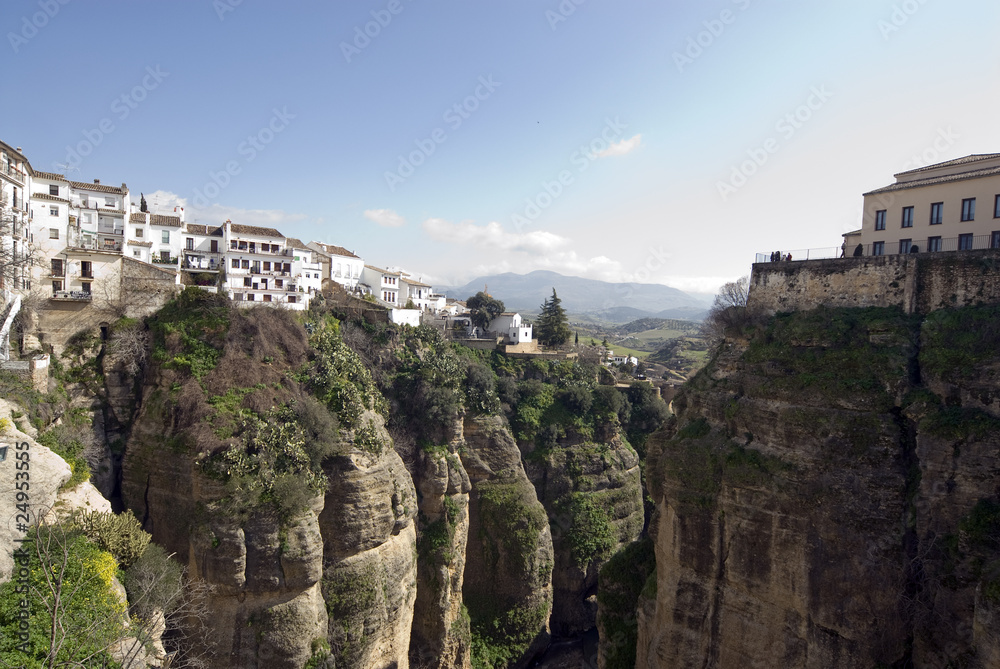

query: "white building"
xmin=223 ymin=221 xmax=308 ymax=309
xmin=286 ymin=237 xmax=323 ymax=298
xmin=0 ymin=142 xmax=31 ymax=293
xmin=308 ymin=241 xmax=364 ymax=289
xmin=361 ymin=264 xmax=402 ymax=306
xmin=400 ymin=276 xmax=445 ymax=312
xmin=486 ymin=312 xmax=533 ymax=344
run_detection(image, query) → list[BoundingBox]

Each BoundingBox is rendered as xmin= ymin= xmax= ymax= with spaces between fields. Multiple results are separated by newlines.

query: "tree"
xmin=466 ymin=291 xmax=504 ymax=330
xmin=140 ymin=193 xmax=148 ymax=213
xmin=701 ymin=275 xmax=756 ymax=344
xmin=574 ymin=331 xmax=579 ymax=346
xmin=536 ymin=289 xmax=571 ymax=348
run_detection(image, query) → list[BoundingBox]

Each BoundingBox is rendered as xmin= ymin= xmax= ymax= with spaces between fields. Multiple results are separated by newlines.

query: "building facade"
xmin=858 ymin=154 xmax=1000 ymax=257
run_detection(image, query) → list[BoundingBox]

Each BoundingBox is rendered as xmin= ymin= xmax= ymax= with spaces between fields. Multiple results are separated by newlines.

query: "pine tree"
xmin=536 ymin=288 xmax=571 ymax=347
xmin=140 ymin=193 xmax=148 ymax=212
xmin=574 ymin=331 xmax=579 ymax=346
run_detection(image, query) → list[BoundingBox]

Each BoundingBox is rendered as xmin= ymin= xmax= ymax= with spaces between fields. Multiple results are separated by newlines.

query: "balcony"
xmin=69 ymin=242 xmax=123 ymax=253
xmin=0 ymin=164 xmax=25 ymax=184
xmin=152 ymin=256 xmax=178 ymax=266
xmin=50 ymin=291 xmax=92 ymax=302
xmin=756 ymin=234 xmax=1000 ymax=263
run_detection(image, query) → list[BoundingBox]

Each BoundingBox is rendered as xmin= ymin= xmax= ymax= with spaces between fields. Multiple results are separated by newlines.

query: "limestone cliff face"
xmin=632 ymin=306 xmax=1000 ymax=669
xmin=408 ymin=417 xmax=473 ymax=669
xmin=524 ymin=429 xmax=644 ymax=637
xmin=320 ymin=411 xmax=418 ymax=669
xmin=462 ymin=414 xmax=554 ymax=669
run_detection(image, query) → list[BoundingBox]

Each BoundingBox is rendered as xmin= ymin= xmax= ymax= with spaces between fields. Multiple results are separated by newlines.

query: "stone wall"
xmin=748 ymin=249 xmax=1000 ymax=315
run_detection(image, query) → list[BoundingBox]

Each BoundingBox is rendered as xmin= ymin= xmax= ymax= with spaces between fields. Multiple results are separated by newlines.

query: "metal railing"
xmin=0 ymin=164 xmax=25 ymax=184
xmin=757 ymin=234 xmax=1000 ymax=263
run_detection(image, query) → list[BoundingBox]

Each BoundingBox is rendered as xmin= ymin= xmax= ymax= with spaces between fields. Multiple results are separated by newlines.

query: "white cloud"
xmin=364 ymin=208 xmax=406 ymax=228
xmin=661 ymin=275 xmax=740 ymax=295
xmin=422 ymin=218 xmax=569 ymax=254
xmin=597 ymin=133 xmax=642 ymax=158
xmin=143 ymin=190 xmax=306 ymax=228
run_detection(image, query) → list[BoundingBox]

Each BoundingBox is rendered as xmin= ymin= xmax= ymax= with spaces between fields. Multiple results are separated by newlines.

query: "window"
xmin=928 ymin=236 xmax=942 ymax=252
xmin=81 ymin=261 xmax=93 ymax=279
xmin=161 ymin=230 xmax=170 ymax=243
xmin=263 ymin=294 xmax=272 ymax=302
xmin=81 ymin=282 xmax=91 ymax=294
xmin=959 ymin=233 xmax=974 ymax=250
xmin=133 ymin=250 xmax=140 ymax=257
xmin=247 ymin=293 xmax=255 ymax=301
xmin=232 ymin=258 xmax=239 ymax=269
xmin=901 ymin=207 xmax=913 ymax=228
xmin=49 ymin=206 xmax=58 ymax=217
xmin=288 ymin=295 xmax=297 ymax=304
xmin=185 ymin=238 xmax=194 ymax=250
xmin=51 ymin=259 xmax=63 ymax=277
xmin=962 ymin=198 xmax=976 ymax=222
xmin=252 ymin=262 xmax=261 ymax=273
xmin=135 ymin=227 xmax=144 ymax=238
xmin=211 ymin=240 xmax=218 ymax=253
xmin=160 ymin=251 xmax=170 ymax=262
xmin=104 ymin=196 xmax=115 ymax=207
xmin=48 ymin=184 xmax=58 ymax=196
xmin=875 ymin=210 xmax=886 ymax=231
xmin=263 ymin=261 xmax=271 ymax=271
xmin=231 ymin=240 xmax=238 ymax=249
xmin=872 ymin=241 xmax=885 ymax=256
xmin=243 ymin=278 xmax=251 ymax=287
xmin=930 ymin=202 xmax=943 ymax=225
xmin=52 ymin=280 xmax=62 ymax=293
xmin=241 ymin=260 xmax=249 ymax=269
xmin=995 ymin=195 xmax=1000 ymax=219
xmin=283 ymin=263 xmax=291 ymax=273
xmin=49 ymin=228 xmax=59 ymax=239
xmin=993 ymin=231 xmax=1000 ymax=249
xmin=899 ymin=239 xmax=912 ymax=254
xmin=275 ymin=279 xmax=283 ymax=287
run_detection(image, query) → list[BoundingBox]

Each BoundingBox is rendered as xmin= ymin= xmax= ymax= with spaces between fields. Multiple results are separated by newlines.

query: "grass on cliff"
xmin=740 ymin=306 xmax=916 ymax=410
xmin=650 ymin=417 xmax=792 ymax=511
xmin=920 ymin=303 xmax=1000 ymax=383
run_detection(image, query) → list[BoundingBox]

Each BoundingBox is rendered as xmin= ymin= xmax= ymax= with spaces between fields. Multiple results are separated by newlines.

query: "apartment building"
xmin=856 ymin=154 xmax=1000 ymax=256
xmin=361 ymin=264 xmax=402 ymax=306
xmin=223 ymin=221 xmax=308 ymax=309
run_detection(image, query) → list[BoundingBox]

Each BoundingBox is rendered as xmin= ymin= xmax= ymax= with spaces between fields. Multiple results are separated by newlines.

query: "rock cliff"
xmin=631 ymin=305 xmax=1000 ymax=668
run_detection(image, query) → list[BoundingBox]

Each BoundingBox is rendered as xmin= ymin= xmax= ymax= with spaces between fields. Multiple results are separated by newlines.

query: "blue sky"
xmin=6 ymin=0 xmax=1000 ymax=295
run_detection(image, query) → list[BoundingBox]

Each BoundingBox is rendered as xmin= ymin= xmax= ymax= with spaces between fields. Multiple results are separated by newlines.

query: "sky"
xmin=5 ymin=0 xmax=1000 ymax=297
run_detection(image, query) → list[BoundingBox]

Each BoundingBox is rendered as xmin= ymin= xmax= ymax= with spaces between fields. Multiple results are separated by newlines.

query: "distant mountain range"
xmin=442 ymin=270 xmax=710 ymax=323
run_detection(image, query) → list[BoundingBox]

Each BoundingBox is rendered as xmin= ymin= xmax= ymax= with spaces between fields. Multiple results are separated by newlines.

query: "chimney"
xmin=122 ymin=183 xmax=127 ymax=189
xmin=15 ymin=147 xmax=21 ymax=152
xmin=94 ymin=179 xmax=100 ymax=185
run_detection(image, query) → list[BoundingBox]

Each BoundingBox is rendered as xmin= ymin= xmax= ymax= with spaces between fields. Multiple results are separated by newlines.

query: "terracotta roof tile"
xmin=184 ymin=223 xmax=224 ymax=236
xmin=230 ymin=223 xmax=283 ymax=237
xmin=127 ymin=240 xmax=153 ymax=247
xmin=31 ymin=192 xmax=70 ymax=204
xmin=149 ymin=214 xmax=182 ymax=228
xmin=895 ymin=153 xmax=1000 ymax=178
xmin=130 ymin=212 xmax=146 ymax=223
xmin=312 ymin=241 xmax=360 ymax=259
xmin=33 ymin=171 xmax=67 ymax=182
xmin=864 ymin=165 xmax=1000 ymax=196
xmin=69 ymin=180 xmax=125 ymax=194
xmin=284 ymin=237 xmax=308 ymax=250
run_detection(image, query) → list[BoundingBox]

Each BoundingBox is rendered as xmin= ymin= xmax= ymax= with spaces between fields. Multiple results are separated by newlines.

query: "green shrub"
xmin=73 ymin=509 xmax=151 ymax=569
xmin=597 ymin=538 xmax=657 ymax=669
xmin=0 ymin=526 xmax=125 ymax=667
xmin=562 ymin=493 xmax=615 ymax=568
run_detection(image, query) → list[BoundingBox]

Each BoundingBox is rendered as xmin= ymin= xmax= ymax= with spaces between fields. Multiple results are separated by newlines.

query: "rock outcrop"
xmin=631 ymin=306 xmax=1000 ymax=669
xmin=462 ymin=414 xmax=554 ymax=668
xmin=524 ymin=431 xmax=644 ymax=637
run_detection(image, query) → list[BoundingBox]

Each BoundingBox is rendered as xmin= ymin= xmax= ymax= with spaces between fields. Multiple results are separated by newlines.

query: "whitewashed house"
xmin=286 ymin=238 xmax=323 ymax=298
xmin=308 ymin=241 xmax=364 ymax=289
xmin=361 ymin=264 xmax=402 ymax=306
xmin=487 ymin=312 xmax=533 ymax=344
